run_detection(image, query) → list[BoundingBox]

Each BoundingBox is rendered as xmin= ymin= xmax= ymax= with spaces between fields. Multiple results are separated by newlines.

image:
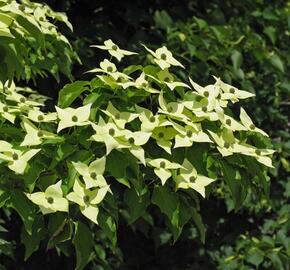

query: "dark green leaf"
xmin=124 ymin=188 xmax=150 ymax=223
xmin=269 ymin=54 xmax=284 ymax=73
xmin=58 ymin=81 xmax=89 ymax=108
xmin=73 ymin=221 xmax=93 ymax=270
xmin=21 ymin=215 xmax=46 ymax=260
xmin=9 ymin=190 xmax=36 ymax=235
xmin=98 ymin=211 xmax=117 ymax=247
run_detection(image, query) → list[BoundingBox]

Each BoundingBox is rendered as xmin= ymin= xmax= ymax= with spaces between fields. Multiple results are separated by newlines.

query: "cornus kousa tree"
xmin=0 ymin=37 xmax=274 ymax=268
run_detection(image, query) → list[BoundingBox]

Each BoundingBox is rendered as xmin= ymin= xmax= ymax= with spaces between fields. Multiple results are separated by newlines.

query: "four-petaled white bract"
xmin=91 ymin=39 xmax=137 ymax=61
xmin=66 ymin=177 xmax=110 ymax=224
xmin=143 ymin=45 xmax=185 ymax=70
xmin=26 ymin=181 xmax=69 ymax=214
xmin=55 ymin=103 xmax=92 ymax=132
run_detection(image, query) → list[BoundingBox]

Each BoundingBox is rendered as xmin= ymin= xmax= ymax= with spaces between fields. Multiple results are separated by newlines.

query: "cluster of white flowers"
xmin=0 ymin=41 xmax=273 ymax=225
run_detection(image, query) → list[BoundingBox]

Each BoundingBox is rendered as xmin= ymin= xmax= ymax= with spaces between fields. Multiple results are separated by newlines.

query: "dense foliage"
xmin=0 ymin=0 xmax=78 ymax=82
xmin=0 ymin=0 xmax=289 ymax=269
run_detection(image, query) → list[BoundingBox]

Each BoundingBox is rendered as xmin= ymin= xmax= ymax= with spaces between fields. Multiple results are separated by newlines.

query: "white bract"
xmin=116 ymin=130 xmax=151 ymax=164
xmin=240 ymin=108 xmax=269 ymax=137
xmin=143 ymin=45 xmax=184 ymax=70
xmin=136 ymin=105 xmax=172 ymax=132
xmin=72 ymin=157 xmax=108 ymax=189
xmin=135 ymin=72 xmax=160 ymax=93
xmin=0 ymin=148 xmax=40 ymax=174
xmin=173 ymin=122 xmax=212 ymax=148
xmin=67 ymin=177 xmax=110 ymax=224
xmin=214 ymin=76 xmax=255 ymax=103
xmin=55 ymin=103 xmax=92 ymax=132
xmin=20 ymin=118 xmax=56 ymax=146
xmin=26 ymin=181 xmax=68 ymax=214
xmin=101 ymin=102 xmax=138 ymax=129
xmin=90 ymin=117 xmax=125 ymax=155
xmin=148 ymin=158 xmax=183 ymax=185
xmin=176 ymin=159 xmax=216 ymax=197
xmin=91 ymin=39 xmax=137 ymax=61
xmin=27 ymin=109 xmax=57 ymax=123
xmin=0 ymin=101 xmax=16 ymax=123
xmin=148 ymin=69 xmax=190 ymax=91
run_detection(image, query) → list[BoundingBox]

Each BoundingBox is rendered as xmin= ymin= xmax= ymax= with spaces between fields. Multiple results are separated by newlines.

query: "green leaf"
xmin=269 ymin=54 xmax=284 ymax=73
xmin=9 ymin=190 xmax=36 ymax=235
xmin=245 ymin=248 xmax=264 ymax=267
xmin=194 ymin=16 xmax=208 ymax=29
xmin=21 ymin=215 xmax=46 ymax=260
xmin=106 ymin=150 xmax=138 ymax=188
xmin=0 ymin=238 xmax=14 ymax=259
xmin=0 ymin=189 xmax=9 ymax=208
xmin=98 ymin=211 xmax=117 ymax=247
xmin=23 ymin=161 xmax=44 ymax=191
xmin=268 ymin=252 xmax=284 ymax=270
xmin=58 ymin=81 xmax=89 ymax=108
xmin=122 ymin=65 xmax=143 ymax=75
xmin=244 ymin=157 xmax=270 ymax=199
xmin=124 ymin=188 xmax=150 ymax=223
xmin=73 ymin=221 xmax=93 ymax=270
xmin=190 ymin=207 xmax=205 ymax=243
xmin=47 ymin=213 xmax=71 ymax=249
xmin=263 ymin=26 xmax=276 ymax=44
xmin=231 ymin=50 xmax=243 ymax=70
xmin=220 ymin=161 xmax=247 ymax=210
xmin=154 ymin=10 xmax=173 ymax=30
xmin=152 ymin=186 xmax=179 ymax=231
xmin=152 ymin=186 xmax=191 ymax=241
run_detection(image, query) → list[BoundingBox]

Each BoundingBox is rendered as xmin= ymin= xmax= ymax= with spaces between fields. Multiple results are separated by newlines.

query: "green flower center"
xmin=39 ymin=17 xmax=44 ymax=21
xmin=158 ymin=132 xmax=164 ymax=138
xmin=225 ymin=119 xmax=231 ymax=125
xmin=202 ymin=106 xmax=207 ymax=112
xmin=249 ymin=124 xmax=255 ymax=130
xmin=109 ymin=128 xmax=115 ymax=136
xmin=19 ymin=97 xmax=26 ymax=103
xmin=90 ymin=172 xmax=97 ymax=179
xmin=255 ymin=149 xmax=261 ymax=155
xmin=83 ymin=195 xmax=90 ymax=203
xmin=160 ymin=53 xmax=167 ymax=60
xmin=142 ymin=82 xmax=148 ymax=88
xmin=3 ymin=106 xmax=8 ymax=112
xmin=47 ymin=197 xmax=54 ymax=204
xmin=160 ymin=161 xmax=166 ymax=168
xmin=19 ymin=5 xmax=25 ymax=11
xmin=37 ymin=115 xmax=44 ymax=121
xmin=115 ymin=113 xmax=121 ymax=119
xmin=186 ymin=130 xmax=193 ymax=137
xmin=37 ymin=131 xmax=43 ymax=137
xmin=229 ymin=88 xmax=235 ymax=94
xmin=204 ymin=91 xmax=209 ymax=97
xmin=224 ymin=142 xmax=230 ymax=148
xmin=167 ymin=106 xmax=173 ymax=113
xmin=112 ymin=45 xmax=118 ymax=50
xmin=12 ymin=153 xmax=18 ymax=160
xmin=107 ymin=66 xmax=113 ymax=72
xmin=72 ymin=115 xmax=78 ymax=122
xmin=164 ymin=77 xmax=170 ymax=82
xmin=128 ymin=137 xmax=135 ymax=144
xmin=149 ymin=116 xmax=155 ymax=123
xmin=189 ymin=176 xmax=196 ymax=182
